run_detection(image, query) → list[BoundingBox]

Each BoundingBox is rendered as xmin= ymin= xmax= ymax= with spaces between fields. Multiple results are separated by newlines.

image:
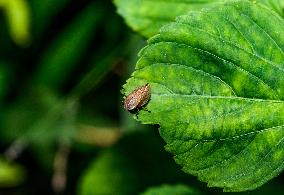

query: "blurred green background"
xmin=0 ymin=0 xmax=284 ymax=194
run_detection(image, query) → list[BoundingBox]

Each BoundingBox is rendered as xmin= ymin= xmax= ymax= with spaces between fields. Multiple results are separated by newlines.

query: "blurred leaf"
xmin=0 ymin=88 xmax=78 ymax=144
xmin=0 ymin=157 xmax=26 ymax=187
xmin=33 ymin=1 xmax=103 ymax=89
xmin=24 ymin=97 xmax=78 ymax=144
xmin=78 ymin=130 xmax=193 ymax=195
xmin=29 ymin=0 xmax=70 ymax=37
xmin=141 ymin=184 xmax=200 ymax=195
xmin=75 ymin=124 xmax=121 ymax=147
xmin=114 ymin=0 xmax=223 ymax=38
xmin=0 ymin=93 xmax=49 ymax=142
xmin=71 ymin=12 xmax=131 ymax=98
xmin=114 ymin=0 xmax=284 ymax=38
xmin=30 ymin=141 xmax=55 ymax=171
xmin=78 ymin=149 xmax=141 ymax=195
xmin=0 ymin=64 xmax=10 ymax=101
xmin=0 ymin=92 xmax=78 ymax=173
xmin=0 ymin=0 xmax=30 ymax=46
xmin=71 ymin=45 xmax=124 ymax=98
xmin=122 ymin=0 xmax=284 ymax=192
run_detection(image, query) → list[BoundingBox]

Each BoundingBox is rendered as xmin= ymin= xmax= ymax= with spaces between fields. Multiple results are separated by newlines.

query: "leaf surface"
xmin=78 ymin=149 xmax=140 ymax=195
xmin=33 ymin=2 xmax=103 ymax=89
xmin=0 ymin=0 xmax=30 ymax=46
xmin=0 ymin=157 xmax=26 ymax=187
xmin=141 ymin=184 xmax=200 ymax=195
xmin=122 ymin=0 xmax=284 ymax=192
xmin=257 ymin=0 xmax=284 ymax=17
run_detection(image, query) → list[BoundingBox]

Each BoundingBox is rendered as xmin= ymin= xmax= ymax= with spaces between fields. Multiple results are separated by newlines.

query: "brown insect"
xmin=123 ymin=83 xmax=151 ymax=112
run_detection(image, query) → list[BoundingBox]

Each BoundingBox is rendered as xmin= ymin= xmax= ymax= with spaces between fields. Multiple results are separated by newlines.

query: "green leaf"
xmin=114 ymin=0 xmax=284 ymax=38
xmin=0 ymin=64 xmax=10 ymax=101
xmin=122 ymin=0 xmax=284 ymax=192
xmin=0 ymin=89 xmax=77 ymax=144
xmin=71 ymin=43 xmax=125 ymax=98
xmin=141 ymin=184 xmax=200 ymax=195
xmin=33 ymin=2 xmax=103 ymax=89
xmin=114 ymin=0 xmax=224 ymax=38
xmin=257 ymin=0 xmax=284 ymax=17
xmin=77 ymin=130 xmax=195 ymax=195
xmin=0 ymin=0 xmax=30 ymax=46
xmin=78 ymin=149 xmax=141 ymax=195
xmin=29 ymin=0 xmax=71 ymax=38
xmin=0 ymin=157 xmax=26 ymax=187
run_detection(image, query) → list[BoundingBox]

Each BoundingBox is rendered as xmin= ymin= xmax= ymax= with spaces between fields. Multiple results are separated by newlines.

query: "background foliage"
xmin=0 ymin=0 xmax=284 ymax=194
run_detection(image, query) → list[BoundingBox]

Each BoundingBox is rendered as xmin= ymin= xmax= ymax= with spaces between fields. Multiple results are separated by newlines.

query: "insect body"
xmin=123 ymin=83 xmax=151 ymax=112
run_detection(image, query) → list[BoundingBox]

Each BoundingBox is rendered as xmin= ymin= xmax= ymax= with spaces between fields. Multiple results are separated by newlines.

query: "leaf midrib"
xmin=149 ymin=0 xmax=218 ymax=4
xmin=150 ymin=93 xmax=284 ymax=103
xmin=160 ymin=22 xmax=284 ymax=72
xmin=145 ymin=41 xmax=280 ymax=97
xmin=169 ymin=124 xmax=284 ymax=143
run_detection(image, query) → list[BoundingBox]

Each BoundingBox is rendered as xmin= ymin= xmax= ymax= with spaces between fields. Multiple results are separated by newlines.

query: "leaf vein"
xmin=221 ymin=132 xmax=284 ymax=184
xmin=221 ymin=15 xmax=255 ymax=53
xmin=151 ymin=41 xmax=279 ymax=97
xmin=239 ymin=13 xmax=284 ymax=57
xmin=175 ymin=124 xmax=284 ymax=142
xmin=137 ymin=62 xmax=237 ymax=96
xmin=175 ymin=21 xmax=284 ymax=72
